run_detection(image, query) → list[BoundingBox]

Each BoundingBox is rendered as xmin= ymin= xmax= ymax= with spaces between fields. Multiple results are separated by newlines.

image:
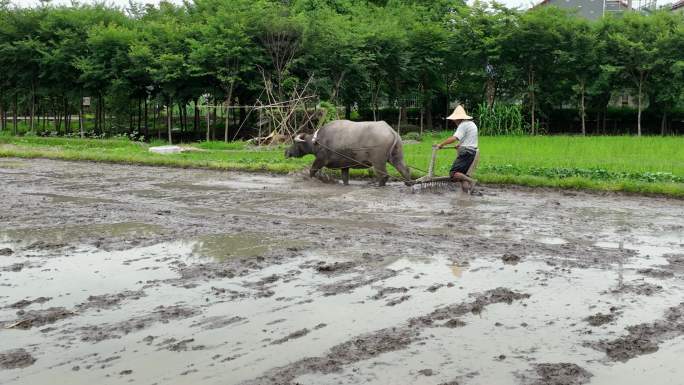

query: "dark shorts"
xmin=450 ymin=148 xmax=476 ymax=176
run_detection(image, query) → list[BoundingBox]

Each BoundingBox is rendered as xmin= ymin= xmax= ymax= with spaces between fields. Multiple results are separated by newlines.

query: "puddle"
xmin=154 ymin=182 xmax=238 ymax=192
xmin=0 ymin=222 xmax=165 ymax=246
xmin=537 ymin=236 xmax=568 ymax=245
xmin=24 ymin=193 xmax=119 ymax=205
xmin=191 ymin=233 xmax=304 ymax=261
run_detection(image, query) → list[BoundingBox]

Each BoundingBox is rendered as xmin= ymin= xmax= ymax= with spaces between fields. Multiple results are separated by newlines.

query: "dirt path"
xmin=1 ymin=157 xmax=683 ymax=385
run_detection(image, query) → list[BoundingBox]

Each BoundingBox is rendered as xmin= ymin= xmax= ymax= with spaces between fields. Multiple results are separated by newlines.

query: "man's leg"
xmin=451 ymin=172 xmax=477 ymax=193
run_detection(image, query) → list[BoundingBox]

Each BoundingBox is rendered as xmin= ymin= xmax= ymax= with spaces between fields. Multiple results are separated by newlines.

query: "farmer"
xmin=435 ymin=105 xmax=478 ymax=193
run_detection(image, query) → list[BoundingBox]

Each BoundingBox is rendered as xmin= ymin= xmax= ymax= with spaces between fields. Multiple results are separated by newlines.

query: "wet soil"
xmin=1 ymin=158 xmax=683 ymax=385
xmin=0 ymin=349 xmax=36 ymax=370
xmin=589 ymin=303 xmax=684 ymax=362
xmin=530 ymin=363 xmax=592 ymax=385
xmin=2 ymin=307 xmax=74 ymax=330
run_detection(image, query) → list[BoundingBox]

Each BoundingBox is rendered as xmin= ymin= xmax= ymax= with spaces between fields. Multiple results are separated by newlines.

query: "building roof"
xmin=673 ymin=0 xmax=684 ymax=10
xmin=533 ymin=0 xmax=631 ymax=9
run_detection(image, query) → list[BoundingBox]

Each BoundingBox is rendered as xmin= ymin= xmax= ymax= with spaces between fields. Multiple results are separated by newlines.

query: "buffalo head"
xmin=284 ymin=133 xmax=314 ymax=158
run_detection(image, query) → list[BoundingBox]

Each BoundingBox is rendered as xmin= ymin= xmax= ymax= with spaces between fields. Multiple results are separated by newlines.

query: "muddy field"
xmin=1 ymin=158 xmax=683 ymax=385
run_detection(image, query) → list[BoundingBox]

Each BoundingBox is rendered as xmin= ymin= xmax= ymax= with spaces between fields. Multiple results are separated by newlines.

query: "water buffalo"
xmin=284 ymin=120 xmax=411 ymax=186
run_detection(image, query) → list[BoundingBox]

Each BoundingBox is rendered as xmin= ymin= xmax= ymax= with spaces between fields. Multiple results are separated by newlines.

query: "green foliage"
xmin=475 ymin=102 xmax=524 ymax=135
xmin=481 ymin=164 xmax=683 ymax=184
xmin=0 ymin=1 xmax=683 ymax=139
xmin=317 ymin=101 xmax=338 ymax=126
xmin=401 ymin=132 xmax=422 ymax=141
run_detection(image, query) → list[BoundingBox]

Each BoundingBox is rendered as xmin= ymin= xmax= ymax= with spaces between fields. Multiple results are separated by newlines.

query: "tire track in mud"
xmin=241 ymin=287 xmax=530 ymax=385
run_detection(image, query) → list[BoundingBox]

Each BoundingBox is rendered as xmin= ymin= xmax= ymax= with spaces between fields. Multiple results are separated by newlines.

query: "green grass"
xmin=1 ymin=133 xmax=683 ymax=197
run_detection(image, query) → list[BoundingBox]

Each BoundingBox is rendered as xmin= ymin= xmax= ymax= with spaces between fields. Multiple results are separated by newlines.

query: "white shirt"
xmin=453 ymin=121 xmax=478 ymax=149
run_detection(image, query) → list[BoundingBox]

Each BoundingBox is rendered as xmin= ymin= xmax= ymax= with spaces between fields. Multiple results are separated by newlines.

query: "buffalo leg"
xmin=341 ymin=168 xmax=350 ymax=185
xmin=389 ymin=140 xmax=412 ymax=185
xmin=373 ymin=162 xmax=389 ymax=187
xmin=389 ymin=158 xmax=411 ymax=185
xmin=310 ymin=158 xmax=325 ymax=178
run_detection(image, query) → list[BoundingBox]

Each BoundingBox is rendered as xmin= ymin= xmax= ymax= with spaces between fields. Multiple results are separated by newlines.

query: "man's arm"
xmin=436 ymin=136 xmax=458 ymax=149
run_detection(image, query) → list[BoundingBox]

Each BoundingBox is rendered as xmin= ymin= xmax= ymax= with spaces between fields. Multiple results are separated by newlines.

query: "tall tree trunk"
xmin=595 ymin=112 xmax=600 ymax=133
xmin=193 ymin=99 xmax=199 ymax=133
xmin=529 ymin=68 xmax=535 ymax=135
xmin=419 ymin=107 xmax=424 ymax=135
xmin=637 ymin=72 xmax=643 ymax=137
xmin=224 ymin=101 xmax=230 ymax=142
xmin=206 ymin=100 xmax=211 ymax=142
xmin=153 ymin=104 xmax=159 ymax=139
xmin=166 ymin=101 xmax=172 ymax=144
xmin=660 ymin=111 xmax=667 ymax=136
xmin=178 ymin=101 xmax=185 ymax=134
xmin=0 ymin=91 xmax=4 ymax=132
xmin=144 ymin=97 xmax=148 ymax=137
xmin=30 ymin=82 xmax=35 ymax=131
xmin=63 ymin=97 xmax=68 ymax=133
xmin=445 ymin=75 xmax=450 ymax=125
xmin=101 ymin=94 xmax=106 ymax=135
xmin=79 ymin=97 xmax=84 ymax=138
xmin=13 ymin=94 xmax=17 ymax=135
xmin=602 ymin=107 xmax=607 ymax=133
xmin=94 ymin=96 xmax=98 ymax=133
xmin=129 ymin=100 xmax=134 ymax=132
xmin=184 ymin=102 xmax=189 ymax=134
xmin=580 ymin=81 xmax=586 ymax=136
xmin=54 ymin=101 xmax=59 ymax=132
xmin=224 ymin=83 xmax=234 ymax=142
xmin=486 ymin=76 xmax=495 ymax=108
xmin=331 ymin=72 xmax=345 ymax=110
xmin=212 ymin=104 xmax=217 ymax=141
xmin=137 ymin=97 xmax=142 ymax=133
xmin=372 ymin=80 xmax=380 ymax=121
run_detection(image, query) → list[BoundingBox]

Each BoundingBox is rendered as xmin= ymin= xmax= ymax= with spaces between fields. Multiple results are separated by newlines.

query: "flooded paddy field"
xmin=1 ymin=158 xmax=683 ymax=385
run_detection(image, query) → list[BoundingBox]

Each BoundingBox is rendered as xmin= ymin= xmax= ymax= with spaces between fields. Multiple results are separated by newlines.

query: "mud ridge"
xmin=241 ymin=287 xmax=529 ymax=385
xmin=320 ymin=269 xmax=400 ymax=296
xmin=271 ymin=329 xmax=310 ymax=345
xmin=75 ymin=290 xmax=146 ymax=311
xmin=7 ymin=296 xmax=51 ymax=309
xmin=605 ymin=281 xmax=663 ymax=296
xmin=584 ymin=312 xmax=617 ymax=327
xmin=0 ymin=348 xmax=36 ymax=370
xmin=589 ymin=302 xmax=684 ymax=362
xmin=529 ymin=363 xmax=592 ymax=385
xmin=74 ymin=305 xmax=200 ymax=343
xmin=2 ymin=307 xmax=74 ymax=329
xmin=190 ymin=315 xmax=245 ymax=330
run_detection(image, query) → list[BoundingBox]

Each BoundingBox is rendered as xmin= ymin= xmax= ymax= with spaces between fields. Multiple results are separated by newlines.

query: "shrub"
xmin=402 ymin=132 xmax=422 ymax=141
xmin=476 ymin=102 xmax=525 ymax=135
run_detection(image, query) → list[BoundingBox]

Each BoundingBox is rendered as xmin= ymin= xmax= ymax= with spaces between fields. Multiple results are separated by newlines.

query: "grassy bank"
xmin=1 ymin=133 xmax=683 ymax=197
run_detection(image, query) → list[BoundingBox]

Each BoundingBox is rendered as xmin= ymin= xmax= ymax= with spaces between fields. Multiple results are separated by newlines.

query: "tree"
xmin=648 ymin=14 xmax=684 ymax=135
xmin=557 ymin=16 xmax=599 ymax=135
xmin=188 ymin=0 xmax=263 ymax=141
xmin=447 ymin=1 xmax=519 ymax=109
xmin=503 ymin=7 xmax=568 ymax=134
xmin=601 ymin=12 xmax=677 ymax=136
xmin=407 ymin=21 xmax=448 ymax=130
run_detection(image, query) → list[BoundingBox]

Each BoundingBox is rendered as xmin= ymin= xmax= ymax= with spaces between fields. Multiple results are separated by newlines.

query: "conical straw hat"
xmin=446 ymin=105 xmax=472 ymax=120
